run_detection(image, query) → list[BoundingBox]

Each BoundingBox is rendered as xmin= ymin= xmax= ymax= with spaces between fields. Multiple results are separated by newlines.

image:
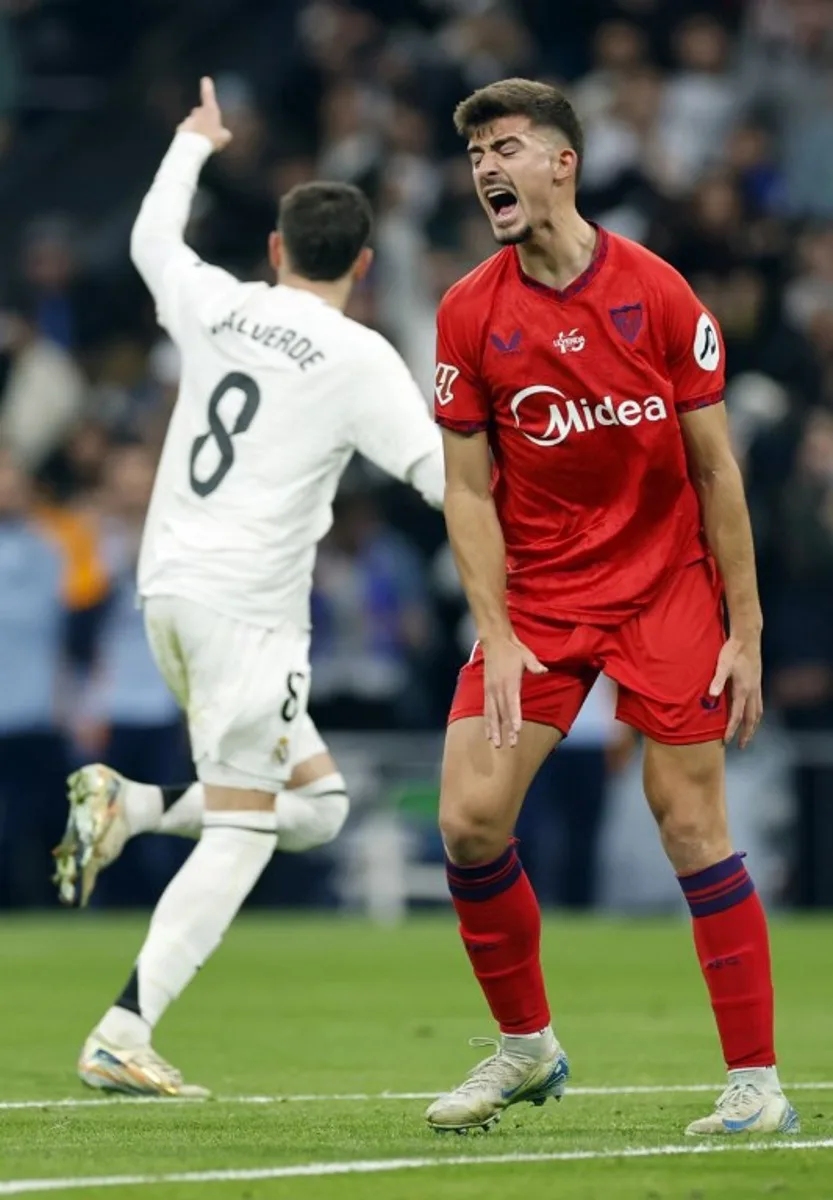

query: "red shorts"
xmin=449 ymin=559 xmax=728 ymax=745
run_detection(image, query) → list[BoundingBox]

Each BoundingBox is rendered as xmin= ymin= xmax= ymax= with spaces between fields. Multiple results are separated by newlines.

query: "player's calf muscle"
xmin=643 ymin=739 xmax=731 ymax=873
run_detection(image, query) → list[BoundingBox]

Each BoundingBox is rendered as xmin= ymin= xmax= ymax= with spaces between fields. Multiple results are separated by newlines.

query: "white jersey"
xmin=133 ymin=132 xmax=444 ymax=630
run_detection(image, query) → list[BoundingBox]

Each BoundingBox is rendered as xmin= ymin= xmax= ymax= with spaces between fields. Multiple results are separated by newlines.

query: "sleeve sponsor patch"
xmin=434 ymin=362 xmax=460 ymax=406
xmin=693 ymin=312 xmax=720 ymax=372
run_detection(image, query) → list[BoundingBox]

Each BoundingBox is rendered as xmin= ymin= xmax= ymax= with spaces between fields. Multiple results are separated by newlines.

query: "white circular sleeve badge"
xmin=693 ymin=312 xmax=720 ymax=372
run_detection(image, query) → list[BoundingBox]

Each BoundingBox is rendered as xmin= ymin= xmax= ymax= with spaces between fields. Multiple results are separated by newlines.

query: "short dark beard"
xmin=493 ymin=223 xmax=533 ymax=246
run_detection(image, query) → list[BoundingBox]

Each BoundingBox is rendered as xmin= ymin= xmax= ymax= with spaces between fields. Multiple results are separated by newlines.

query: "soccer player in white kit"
xmin=55 ymin=79 xmax=444 ymax=1097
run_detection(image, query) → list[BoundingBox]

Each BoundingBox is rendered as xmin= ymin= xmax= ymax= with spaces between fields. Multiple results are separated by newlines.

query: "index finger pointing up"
xmin=200 ymin=76 xmax=217 ymax=108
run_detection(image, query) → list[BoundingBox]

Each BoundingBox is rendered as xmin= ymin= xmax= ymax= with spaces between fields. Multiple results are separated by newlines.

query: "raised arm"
xmin=130 ymin=77 xmax=233 ymax=338
xmin=680 ymin=401 xmax=763 ymax=748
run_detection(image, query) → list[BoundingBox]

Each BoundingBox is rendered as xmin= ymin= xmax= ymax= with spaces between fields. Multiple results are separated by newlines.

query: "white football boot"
xmin=425 ymin=1030 xmax=569 ymax=1133
xmin=53 ymin=765 xmax=130 ymax=906
xmin=78 ymin=1032 xmax=210 ymax=1098
xmin=686 ymin=1075 xmax=799 ymax=1136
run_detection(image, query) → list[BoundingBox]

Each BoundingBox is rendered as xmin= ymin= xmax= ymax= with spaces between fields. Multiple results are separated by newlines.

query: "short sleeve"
xmin=662 ymin=273 xmax=725 ymax=414
xmin=349 ymin=336 xmax=444 ymax=503
xmin=434 ymin=293 xmax=490 ymax=433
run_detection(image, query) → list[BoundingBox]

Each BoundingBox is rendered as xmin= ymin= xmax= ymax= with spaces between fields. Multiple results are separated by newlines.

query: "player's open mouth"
xmin=483 ymin=187 xmax=519 ymax=226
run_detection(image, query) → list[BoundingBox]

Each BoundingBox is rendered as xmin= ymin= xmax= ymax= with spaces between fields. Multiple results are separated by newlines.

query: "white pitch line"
xmin=2 ymin=1080 xmax=833 ymax=1113
xmin=1 ymin=1139 xmax=833 ymax=1196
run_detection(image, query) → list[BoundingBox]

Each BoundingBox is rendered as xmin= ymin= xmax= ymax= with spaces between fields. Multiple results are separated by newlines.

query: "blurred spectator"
xmin=34 ymin=441 xmax=110 ymax=685
xmin=0 ymin=8 xmax=20 ymax=156
xmin=767 ymin=409 xmax=833 ymax=904
xmin=11 ymin=219 xmax=119 ymax=356
xmin=316 ymin=79 xmax=385 ymax=194
xmin=84 ymin=442 xmax=191 ymax=907
xmin=725 ymin=119 xmax=784 ymax=215
xmin=195 ymin=74 xmax=278 ymax=275
xmin=39 ymin=417 xmax=111 ymax=507
xmin=725 ymin=371 xmax=790 ymax=475
xmin=0 ymin=306 xmax=84 ymax=472
xmin=784 ymin=223 xmax=833 ymax=333
xmin=581 ymin=66 xmax=665 ymax=241
xmin=310 ymin=490 xmax=435 ymax=729
xmin=0 ymin=448 xmax=67 ymax=906
xmin=692 ymin=265 xmax=821 ymax=403
xmin=657 ymin=15 xmax=737 ymax=192
xmin=660 ymin=173 xmax=748 ymax=277
xmin=573 ymin=20 xmax=649 ymax=123
xmin=738 ymin=0 xmax=833 ymax=217
xmin=438 ymin=6 xmax=536 ymax=91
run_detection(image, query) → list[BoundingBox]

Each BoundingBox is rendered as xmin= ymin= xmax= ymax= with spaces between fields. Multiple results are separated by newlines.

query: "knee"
xmin=312 ymin=790 xmax=350 ymax=845
xmin=439 ymin=805 xmax=508 ymax=866
xmin=277 ymin=777 xmax=349 ymax=853
xmin=649 ymin=777 xmax=730 ymax=873
xmin=656 ymin=807 xmax=724 ymax=864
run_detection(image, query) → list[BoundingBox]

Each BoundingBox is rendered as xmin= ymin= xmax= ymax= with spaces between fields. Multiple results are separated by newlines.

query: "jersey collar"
xmin=512 ymin=223 xmax=609 ymax=303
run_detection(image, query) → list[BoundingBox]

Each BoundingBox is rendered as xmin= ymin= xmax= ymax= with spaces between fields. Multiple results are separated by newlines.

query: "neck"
xmin=515 ymin=207 xmax=597 ymax=291
xmin=278 ymin=271 xmax=352 ymax=311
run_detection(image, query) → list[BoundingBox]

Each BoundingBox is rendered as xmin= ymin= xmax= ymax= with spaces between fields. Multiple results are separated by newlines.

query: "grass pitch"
xmin=0 ymin=912 xmax=831 ymax=1198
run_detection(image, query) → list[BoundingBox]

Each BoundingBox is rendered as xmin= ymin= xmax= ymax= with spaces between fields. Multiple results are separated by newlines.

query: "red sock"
xmin=446 ymin=844 xmax=550 ymax=1034
xmin=679 ymin=853 xmax=775 ymax=1069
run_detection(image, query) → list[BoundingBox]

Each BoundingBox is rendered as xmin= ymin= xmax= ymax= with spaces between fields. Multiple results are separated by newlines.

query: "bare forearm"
xmin=696 ymin=462 xmax=762 ymax=636
xmin=445 ymin=485 xmax=512 ymax=642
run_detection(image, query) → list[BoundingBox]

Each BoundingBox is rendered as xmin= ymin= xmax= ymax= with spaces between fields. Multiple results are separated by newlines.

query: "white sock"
xmin=96 ymin=1005 xmax=152 ymax=1049
xmin=121 ymin=780 xmax=165 ymax=836
xmin=277 ymin=773 xmax=349 ymax=852
xmin=501 ymin=1026 xmax=557 ymax=1060
xmin=102 ymin=810 xmax=278 ymax=1033
xmin=158 ymin=783 xmax=204 ymax=838
xmin=728 ymin=1065 xmax=781 ymax=1092
xmin=139 ymin=775 xmax=349 ymax=851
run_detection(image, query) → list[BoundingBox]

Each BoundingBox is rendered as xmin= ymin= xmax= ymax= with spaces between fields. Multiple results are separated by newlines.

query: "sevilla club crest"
xmin=609 ymin=303 xmax=643 ymax=344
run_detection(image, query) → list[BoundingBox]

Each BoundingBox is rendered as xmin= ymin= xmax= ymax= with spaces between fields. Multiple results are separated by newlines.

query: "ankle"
xmin=96 ymin=1005 xmax=151 ymax=1049
xmin=728 ymin=1065 xmax=780 ymax=1091
xmin=500 ymin=1026 xmax=556 ymax=1060
xmin=123 ymin=780 xmax=164 ymax=836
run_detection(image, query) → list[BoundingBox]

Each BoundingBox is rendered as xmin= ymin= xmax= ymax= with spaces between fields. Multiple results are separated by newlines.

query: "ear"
xmin=352 ymin=246 xmax=374 ymax=282
xmin=553 ymin=146 xmax=578 ymax=184
xmin=268 ymin=230 xmax=283 ymax=273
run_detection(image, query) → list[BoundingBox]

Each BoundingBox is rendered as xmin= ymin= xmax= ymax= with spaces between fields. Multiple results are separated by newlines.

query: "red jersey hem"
xmin=676 ymin=388 xmax=724 ymax=415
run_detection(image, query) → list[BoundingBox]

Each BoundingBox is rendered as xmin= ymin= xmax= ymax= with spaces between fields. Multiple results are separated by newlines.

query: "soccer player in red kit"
xmin=425 ymin=79 xmax=799 ymax=1138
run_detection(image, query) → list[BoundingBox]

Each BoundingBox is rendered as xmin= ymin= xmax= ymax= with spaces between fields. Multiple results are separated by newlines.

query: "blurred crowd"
xmin=2 ymin=0 xmax=833 ymax=908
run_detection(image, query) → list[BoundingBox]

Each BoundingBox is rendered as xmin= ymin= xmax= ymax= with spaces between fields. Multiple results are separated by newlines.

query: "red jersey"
xmin=434 ymin=226 xmax=725 ymax=626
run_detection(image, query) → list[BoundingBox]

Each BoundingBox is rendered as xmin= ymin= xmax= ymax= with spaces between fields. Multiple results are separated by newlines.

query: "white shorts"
xmin=144 ymin=595 xmax=311 ymax=790
xmin=291 ymin=713 xmax=328 ymax=768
